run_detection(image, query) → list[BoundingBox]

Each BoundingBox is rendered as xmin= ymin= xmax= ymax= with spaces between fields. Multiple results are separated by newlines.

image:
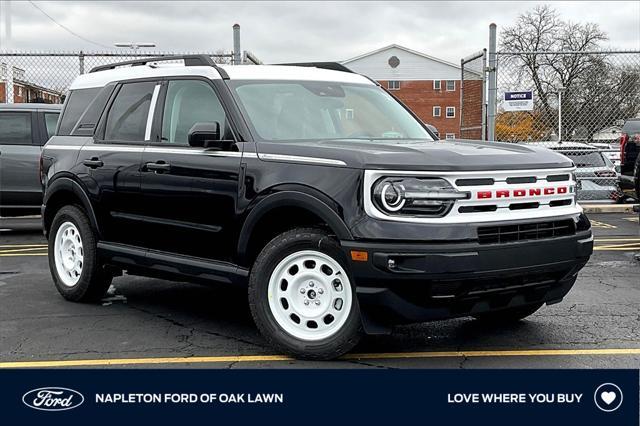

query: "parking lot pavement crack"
xmin=126 ymin=304 xmax=267 ymax=351
xmin=458 ymin=354 xmax=469 ymax=369
xmin=347 ymin=359 xmax=397 ymax=369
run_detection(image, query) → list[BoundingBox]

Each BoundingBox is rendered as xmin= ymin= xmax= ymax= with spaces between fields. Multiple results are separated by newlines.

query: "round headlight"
xmin=380 ymin=182 xmax=405 ymax=211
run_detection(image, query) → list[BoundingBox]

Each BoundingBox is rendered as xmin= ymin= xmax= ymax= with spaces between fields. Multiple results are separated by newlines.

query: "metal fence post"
xmin=481 ymin=48 xmax=487 ymax=141
xmin=79 ymin=51 xmax=85 ymax=74
xmin=459 ymin=58 xmax=464 ymax=137
xmin=487 ymin=23 xmax=497 ymax=141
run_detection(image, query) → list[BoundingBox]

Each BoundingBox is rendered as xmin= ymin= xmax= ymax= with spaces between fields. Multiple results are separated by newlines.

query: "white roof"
xmin=341 ymin=44 xmax=471 ymax=81
xmin=69 ymin=63 xmax=373 ymax=90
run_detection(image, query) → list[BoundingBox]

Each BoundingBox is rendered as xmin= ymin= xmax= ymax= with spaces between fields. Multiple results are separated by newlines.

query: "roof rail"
xmin=89 ymin=54 xmax=229 ymax=78
xmin=276 ymin=62 xmax=354 ymax=73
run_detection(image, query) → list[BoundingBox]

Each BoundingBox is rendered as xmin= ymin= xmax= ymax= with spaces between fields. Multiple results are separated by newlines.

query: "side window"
xmin=0 ymin=112 xmax=32 ymax=145
xmin=161 ymin=80 xmax=226 ymax=145
xmin=104 ymin=81 xmax=157 ymax=142
xmin=58 ymin=88 xmax=100 ymax=136
xmin=44 ymin=112 xmax=60 ymax=139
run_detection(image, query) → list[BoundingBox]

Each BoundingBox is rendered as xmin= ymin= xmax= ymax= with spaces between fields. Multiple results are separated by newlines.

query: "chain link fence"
xmin=460 ymin=50 xmax=486 ymax=140
xmin=492 ymin=50 xmax=640 ymax=201
xmin=0 ymin=50 xmax=260 ymax=104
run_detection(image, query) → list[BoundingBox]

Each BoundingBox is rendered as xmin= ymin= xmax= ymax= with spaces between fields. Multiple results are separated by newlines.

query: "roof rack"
xmin=89 ymin=54 xmax=229 ymax=78
xmin=276 ymin=62 xmax=354 ymax=74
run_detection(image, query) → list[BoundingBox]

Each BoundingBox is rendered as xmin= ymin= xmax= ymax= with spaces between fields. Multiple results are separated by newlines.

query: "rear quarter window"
xmin=58 ymin=88 xmax=100 ymax=136
xmin=622 ymin=120 xmax=640 ymax=135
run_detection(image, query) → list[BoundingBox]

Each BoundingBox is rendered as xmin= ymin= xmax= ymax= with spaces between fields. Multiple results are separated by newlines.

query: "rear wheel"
xmin=473 ymin=303 xmax=543 ymax=323
xmin=248 ymin=228 xmax=361 ymax=360
xmin=48 ymin=205 xmax=111 ymax=302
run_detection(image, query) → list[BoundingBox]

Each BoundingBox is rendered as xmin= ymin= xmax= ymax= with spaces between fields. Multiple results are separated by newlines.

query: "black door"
xmin=140 ymin=78 xmax=242 ymax=261
xmin=79 ymin=80 xmax=161 ymax=246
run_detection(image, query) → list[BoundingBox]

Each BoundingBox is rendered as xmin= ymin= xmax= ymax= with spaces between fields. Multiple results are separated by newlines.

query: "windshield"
xmin=230 ymin=81 xmax=433 ymax=142
xmin=563 ymin=150 xmax=606 ymax=167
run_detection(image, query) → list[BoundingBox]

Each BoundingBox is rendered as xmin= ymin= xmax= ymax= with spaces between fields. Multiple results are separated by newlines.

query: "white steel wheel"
xmin=53 ymin=221 xmax=84 ymax=287
xmin=267 ymin=250 xmax=353 ymax=341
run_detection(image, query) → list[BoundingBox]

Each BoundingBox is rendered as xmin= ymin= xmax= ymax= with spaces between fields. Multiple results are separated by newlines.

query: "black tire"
xmin=248 ymin=228 xmax=362 ymax=360
xmin=48 ymin=205 xmax=112 ymax=302
xmin=473 ymin=303 xmax=543 ymax=323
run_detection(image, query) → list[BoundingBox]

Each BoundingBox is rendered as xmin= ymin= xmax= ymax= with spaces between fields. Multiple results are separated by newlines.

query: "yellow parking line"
xmin=594 ymin=238 xmax=640 ymax=242
xmin=0 ymin=244 xmax=47 ymax=248
xmin=594 ymin=247 xmax=640 ymax=251
xmin=0 ymin=253 xmax=47 ymax=257
xmin=1 ymin=348 xmax=640 ymax=368
xmin=594 ymin=242 xmax=640 ymax=248
xmin=0 ymin=247 xmax=48 ymax=254
xmin=590 ymin=220 xmax=617 ymax=229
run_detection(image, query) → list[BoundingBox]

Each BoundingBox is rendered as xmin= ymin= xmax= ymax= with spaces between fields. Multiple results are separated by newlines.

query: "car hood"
xmin=257 ymin=139 xmax=574 ymax=171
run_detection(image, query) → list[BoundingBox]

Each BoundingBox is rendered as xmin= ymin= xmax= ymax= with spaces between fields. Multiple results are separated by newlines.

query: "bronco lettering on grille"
xmin=476 ymin=186 xmax=569 ymax=199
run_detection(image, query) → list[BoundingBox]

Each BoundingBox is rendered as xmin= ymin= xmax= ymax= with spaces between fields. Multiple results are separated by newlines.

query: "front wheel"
xmin=48 ymin=205 xmax=112 ymax=302
xmin=248 ymin=228 xmax=362 ymax=360
xmin=473 ymin=303 xmax=543 ymax=323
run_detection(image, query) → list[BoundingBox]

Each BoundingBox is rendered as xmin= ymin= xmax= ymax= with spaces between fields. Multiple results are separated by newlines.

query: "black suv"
xmin=620 ymin=118 xmax=640 ymax=199
xmin=41 ymin=56 xmax=593 ymax=359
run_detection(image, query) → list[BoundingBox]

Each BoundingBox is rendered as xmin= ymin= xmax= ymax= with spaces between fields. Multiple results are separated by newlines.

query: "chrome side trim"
xmin=144 ymin=84 xmax=161 ymax=141
xmin=46 ymin=144 xmax=343 ymax=165
xmin=257 ymin=153 xmax=347 ymax=166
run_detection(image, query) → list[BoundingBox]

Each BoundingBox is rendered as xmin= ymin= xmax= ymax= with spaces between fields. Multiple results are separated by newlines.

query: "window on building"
xmin=433 ymin=106 xmax=441 ymax=117
xmin=388 ymin=80 xmax=401 ymax=90
xmin=446 ymin=80 xmax=456 ymax=91
xmin=446 ymin=106 xmax=456 ymax=118
xmin=161 ymin=80 xmax=226 ymax=145
xmin=104 ymin=81 xmax=157 ymax=142
xmin=345 ymin=108 xmax=355 ymax=120
xmin=445 ymin=133 xmax=456 ymax=139
xmin=0 ymin=112 xmax=32 ymax=145
xmin=433 ymin=80 xmax=441 ymax=91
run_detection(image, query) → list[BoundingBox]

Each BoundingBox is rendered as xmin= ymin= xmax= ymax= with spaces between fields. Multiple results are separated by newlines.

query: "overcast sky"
xmin=0 ymin=1 xmax=638 ymax=63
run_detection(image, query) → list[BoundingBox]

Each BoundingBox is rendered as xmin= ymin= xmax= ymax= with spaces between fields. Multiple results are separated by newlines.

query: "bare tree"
xmin=500 ymin=5 xmax=623 ymax=140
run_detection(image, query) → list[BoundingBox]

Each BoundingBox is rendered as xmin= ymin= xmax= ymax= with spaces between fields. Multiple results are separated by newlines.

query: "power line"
xmin=28 ymin=1 xmax=111 ymax=49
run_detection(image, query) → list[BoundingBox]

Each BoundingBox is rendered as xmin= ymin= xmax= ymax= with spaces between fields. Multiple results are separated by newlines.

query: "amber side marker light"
xmin=350 ymin=250 xmax=369 ymax=262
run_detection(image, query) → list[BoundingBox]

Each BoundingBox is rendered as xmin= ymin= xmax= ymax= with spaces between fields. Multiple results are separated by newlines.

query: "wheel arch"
xmin=43 ymin=176 xmax=101 ymax=239
xmin=237 ymin=190 xmax=353 ymax=266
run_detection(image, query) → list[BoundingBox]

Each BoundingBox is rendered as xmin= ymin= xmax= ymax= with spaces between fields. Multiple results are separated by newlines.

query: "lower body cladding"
xmin=341 ymin=229 xmax=593 ymax=334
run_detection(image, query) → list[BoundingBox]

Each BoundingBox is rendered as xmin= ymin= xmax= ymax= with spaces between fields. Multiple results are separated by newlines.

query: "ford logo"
xmin=22 ymin=387 xmax=84 ymax=411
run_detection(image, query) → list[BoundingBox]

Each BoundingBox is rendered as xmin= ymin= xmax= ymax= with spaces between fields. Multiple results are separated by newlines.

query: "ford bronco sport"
xmin=41 ymin=55 xmax=593 ymax=359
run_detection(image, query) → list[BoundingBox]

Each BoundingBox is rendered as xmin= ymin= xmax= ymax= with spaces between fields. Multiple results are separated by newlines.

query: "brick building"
xmin=0 ymin=63 xmax=63 ymax=104
xmin=342 ymin=44 xmax=483 ymax=139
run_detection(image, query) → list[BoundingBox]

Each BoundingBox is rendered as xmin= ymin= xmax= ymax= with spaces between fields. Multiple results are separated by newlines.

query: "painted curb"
xmin=582 ymin=204 xmax=639 ymax=214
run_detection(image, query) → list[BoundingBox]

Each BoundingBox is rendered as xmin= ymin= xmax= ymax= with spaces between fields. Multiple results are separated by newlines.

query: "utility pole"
xmin=114 ymin=42 xmax=156 ymax=50
xmin=233 ymin=24 xmax=241 ymax=65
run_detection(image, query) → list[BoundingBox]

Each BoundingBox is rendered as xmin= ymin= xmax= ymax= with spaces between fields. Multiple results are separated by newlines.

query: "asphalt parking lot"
xmin=1 ymin=212 xmax=639 ymax=369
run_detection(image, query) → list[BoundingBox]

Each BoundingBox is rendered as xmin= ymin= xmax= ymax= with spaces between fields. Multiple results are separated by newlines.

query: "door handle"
xmin=145 ymin=161 xmax=171 ymax=172
xmin=83 ymin=157 xmax=104 ymax=168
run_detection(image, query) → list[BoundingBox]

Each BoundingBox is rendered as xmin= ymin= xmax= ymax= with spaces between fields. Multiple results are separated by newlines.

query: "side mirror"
xmin=188 ymin=122 xmax=221 ymax=148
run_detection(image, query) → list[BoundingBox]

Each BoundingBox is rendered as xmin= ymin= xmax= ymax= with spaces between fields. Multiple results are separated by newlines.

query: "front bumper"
xmin=341 ymin=229 xmax=593 ymax=329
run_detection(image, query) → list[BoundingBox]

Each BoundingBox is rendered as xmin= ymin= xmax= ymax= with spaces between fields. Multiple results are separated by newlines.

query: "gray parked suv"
xmin=0 ymin=103 xmax=61 ymax=217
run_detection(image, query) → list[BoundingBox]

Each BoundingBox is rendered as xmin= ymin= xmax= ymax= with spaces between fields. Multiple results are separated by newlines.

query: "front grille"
xmin=477 ymin=219 xmax=575 ymax=245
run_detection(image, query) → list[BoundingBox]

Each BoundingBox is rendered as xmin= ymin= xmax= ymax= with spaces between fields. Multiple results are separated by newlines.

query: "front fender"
xmin=236 ymin=190 xmax=353 ymax=259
